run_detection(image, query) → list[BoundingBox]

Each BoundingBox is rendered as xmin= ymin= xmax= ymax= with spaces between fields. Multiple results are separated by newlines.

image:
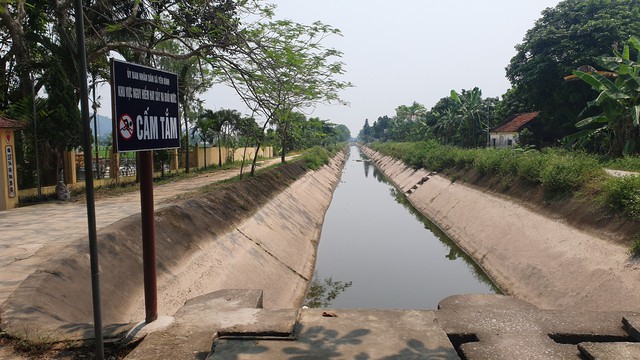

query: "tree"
xmin=192 ymin=110 xmax=217 ymax=168
xmin=395 ymin=101 xmax=427 ymax=122
xmin=506 ymin=0 xmax=640 ymax=144
xmin=215 ymin=109 xmax=241 ymax=164
xmin=572 ymin=36 xmax=640 ymax=155
xmin=1 ymin=0 xmax=260 ymax=180
xmin=333 ymin=124 xmax=351 ymax=143
xmin=41 ymin=60 xmax=82 ymax=183
xmin=358 ymin=118 xmax=371 ymax=142
xmin=450 ymin=88 xmax=496 ymax=148
xmin=197 ymin=109 xmax=241 ymax=167
xmin=235 ymin=114 xmax=263 ymax=179
xmin=219 ymin=18 xmax=351 ymax=173
xmin=369 ymin=115 xmax=392 ymax=142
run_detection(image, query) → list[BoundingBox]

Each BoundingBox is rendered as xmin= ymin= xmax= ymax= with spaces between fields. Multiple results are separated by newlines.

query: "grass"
xmin=370 ymin=140 xmax=640 ymax=255
xmin=50 ymin=145 xmax=346 ymax=203
xmin=631 ymin=234 xmax=640 ymax=257
xmin=300 ymin=146 xmax=331 ymax=170
xmin=369 ymin=140 xmax=640 ymax=219
xmin=0 ymin=328 xmax=139 ymax=359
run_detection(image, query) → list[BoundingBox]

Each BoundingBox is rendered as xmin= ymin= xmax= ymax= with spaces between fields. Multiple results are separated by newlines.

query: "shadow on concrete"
xmin=379 ymin=339 xmax=457 ymax=359
xmin=281 ymin=324 xmax=370 ymax=358
xmin=210 ymin=324 xmax=458 ymax=359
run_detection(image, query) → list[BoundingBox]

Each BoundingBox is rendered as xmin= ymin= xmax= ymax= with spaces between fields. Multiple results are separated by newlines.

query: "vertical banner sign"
xmin=5 ymin=146 xmax=15 ymax=197
xmin=111 ymin=59 xmax=180 ymax=152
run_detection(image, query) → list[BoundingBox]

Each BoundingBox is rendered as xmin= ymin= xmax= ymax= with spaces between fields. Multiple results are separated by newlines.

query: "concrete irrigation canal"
xmin=2 ymin=146 xmax=640 ymax=359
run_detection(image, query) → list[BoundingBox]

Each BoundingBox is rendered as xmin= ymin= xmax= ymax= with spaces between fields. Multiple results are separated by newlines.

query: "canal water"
xmin=311 ymin=146 xmax=498 ymax=309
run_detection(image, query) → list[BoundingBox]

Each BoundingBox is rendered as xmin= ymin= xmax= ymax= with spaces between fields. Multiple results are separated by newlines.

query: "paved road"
xmin=0 ymin=159 xmax=284 ymax=307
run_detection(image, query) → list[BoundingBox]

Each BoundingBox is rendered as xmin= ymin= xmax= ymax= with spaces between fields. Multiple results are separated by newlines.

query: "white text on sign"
xmin=136 ymin=109 xmax=179 ymax=141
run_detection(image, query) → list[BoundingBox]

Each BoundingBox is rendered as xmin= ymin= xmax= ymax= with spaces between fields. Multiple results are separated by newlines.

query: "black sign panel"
xmin=111 ymin=59 xmax=180 ymax=152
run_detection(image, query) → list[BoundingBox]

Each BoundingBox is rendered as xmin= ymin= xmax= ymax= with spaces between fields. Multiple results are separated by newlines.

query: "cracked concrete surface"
xmin=0 ymin=154 xmax=346 ymax=340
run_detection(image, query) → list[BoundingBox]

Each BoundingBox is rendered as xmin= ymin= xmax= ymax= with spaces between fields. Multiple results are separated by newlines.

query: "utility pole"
xmin=74 ymin=0 xmax=104 ymax=358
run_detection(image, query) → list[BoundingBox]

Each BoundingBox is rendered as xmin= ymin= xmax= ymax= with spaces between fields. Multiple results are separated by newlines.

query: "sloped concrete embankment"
xmin=1 ymin=152 xmax=346 ymax=339
xmin=360 ymin=146 xmax=640 ymax=312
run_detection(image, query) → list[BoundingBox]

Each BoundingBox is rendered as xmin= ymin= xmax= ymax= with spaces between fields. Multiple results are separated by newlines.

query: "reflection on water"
xmin=309 ymin=145 xmax=498 ymax=309
xmin=389 ymin=179 xmax=501 ymax=294
xmin=304 ymin=273 xmax=353 ymax=308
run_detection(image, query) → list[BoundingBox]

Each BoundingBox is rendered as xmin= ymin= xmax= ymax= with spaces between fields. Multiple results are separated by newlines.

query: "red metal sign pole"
xmin=139 ymin=150 xmax=158 ymax=323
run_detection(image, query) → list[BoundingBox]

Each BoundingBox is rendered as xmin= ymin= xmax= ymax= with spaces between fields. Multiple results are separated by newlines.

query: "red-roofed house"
xmin=0 ymin=115 xmax=25 ymax=210
xmin=489 ymin=112 xmax=539 ymax=148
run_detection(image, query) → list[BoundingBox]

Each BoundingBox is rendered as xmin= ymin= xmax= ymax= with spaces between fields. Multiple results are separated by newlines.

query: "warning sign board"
xmin=111 ymin=59 xmax=181 ymax=152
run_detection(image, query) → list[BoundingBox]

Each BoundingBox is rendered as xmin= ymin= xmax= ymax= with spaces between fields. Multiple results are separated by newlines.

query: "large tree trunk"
xmin=0 ymin=1 xmax=31 ymax=98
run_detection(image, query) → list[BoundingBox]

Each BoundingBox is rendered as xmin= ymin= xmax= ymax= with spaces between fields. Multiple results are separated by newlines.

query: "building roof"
xmin=491 ymin=112 xmax=539 ymax=133
xmin=0 ymin=116 xmax=25 ymax=129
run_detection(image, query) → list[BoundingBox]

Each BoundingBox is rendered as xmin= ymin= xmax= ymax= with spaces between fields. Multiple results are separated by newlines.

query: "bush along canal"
xmin=307 ymin=145 xmax=499 ymax=309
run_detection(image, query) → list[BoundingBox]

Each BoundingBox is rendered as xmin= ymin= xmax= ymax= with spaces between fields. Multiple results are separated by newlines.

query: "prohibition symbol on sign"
xmin=119 ymin=114 xmax=134 ymax=140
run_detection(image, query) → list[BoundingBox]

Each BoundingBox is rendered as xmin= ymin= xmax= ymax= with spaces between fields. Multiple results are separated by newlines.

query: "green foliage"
xmin=603 ymin=175 xmax=640 ymax=219
xmin=473 ymin=148 xmax=512 ymax=176
xmin=605 ymin=156 xmax=640 ymax=171
xmin=539 ymin=151 xmax=602 ymax=196
xmin=506 ymin=0 xmax=640 ymax=145
xmin=573 ymin=35 xmax=640 ymax=156
xmin=373 ymin=142 xmax=608 ymax=199
xmin=515 ymin=151 xmax=546 ymax=184
xmin=629 ymin=234 xmax=640 ymax=257
xmin=360 ymin=91 xmax=498 ymax=148
xmin=301 ymin=146 xmax=331 ymax=170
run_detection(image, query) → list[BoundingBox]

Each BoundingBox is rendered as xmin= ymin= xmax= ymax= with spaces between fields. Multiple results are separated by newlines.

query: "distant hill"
xmin=89 ymin=115 xmax=113 ymax=142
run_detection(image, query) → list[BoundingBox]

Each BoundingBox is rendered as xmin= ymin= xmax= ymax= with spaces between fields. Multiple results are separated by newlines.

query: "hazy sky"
xmin=96 ymin=1 xmax=563 ymax=137
xmin=203 ymin=0 xmax=562 ymax=136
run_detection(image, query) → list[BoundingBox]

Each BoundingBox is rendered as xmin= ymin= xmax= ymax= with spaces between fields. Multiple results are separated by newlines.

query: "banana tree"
xmin=573 ymin=36 xmax=640 ymax=156
xmin=450 ymin=87 xmax=492 ymax=148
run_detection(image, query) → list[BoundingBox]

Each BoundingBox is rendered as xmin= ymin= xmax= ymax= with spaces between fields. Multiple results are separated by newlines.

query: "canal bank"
xmin=360 ymin=146 xmax=640 ymax=312
xmin=0 ymin=150 xmax=347 ymax=341
xmin=312 ymin=146 xmax=497 ymax=309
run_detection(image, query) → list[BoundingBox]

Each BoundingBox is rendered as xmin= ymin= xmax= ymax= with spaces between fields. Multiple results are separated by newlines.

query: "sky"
xmin=201 ymin=0 xmax=563 ymax=137
xmin=95 ymin=1 xmax=563 ymax=138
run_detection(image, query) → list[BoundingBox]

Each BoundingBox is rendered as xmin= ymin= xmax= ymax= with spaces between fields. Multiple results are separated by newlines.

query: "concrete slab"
xmin=459 ymin=336 xmax=578 ymax=360
xmin=578 ymin=342 xmax=640 ymax=360
xmin=436 ymin=295 xmax=637 ymax=360
xmin=124 ymin=316 xmax=175 ymax=343
xmin=209 ymin=309 xmax=459 ymax=359
xmin=125 ymin=289 xmax=299 ymax=360
xmin=623 ymin=315 xmax=640 ymax=341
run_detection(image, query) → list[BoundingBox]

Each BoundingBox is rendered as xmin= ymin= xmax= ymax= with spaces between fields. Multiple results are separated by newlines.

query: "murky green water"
xmin=310 ymin=146 xmax=499 ymax=309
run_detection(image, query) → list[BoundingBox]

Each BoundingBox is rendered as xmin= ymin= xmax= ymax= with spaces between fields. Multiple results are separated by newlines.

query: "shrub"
xmin=301 ymin=146 xmax=330 ymax=170
xmin=451 ymin=147 xmax=475 ymax=168
xmin=473 ymin=148 xmax=508 ymax=176
xmin=515 ymin=151 xmax=545 ymax=184
xmin=605 ymin=156 xmax=640 ymax=172
xmin=539 ymin=152 xmax=601 ymax=197
xmin=630 ymin=234 xmax=640 ymax=257
xmin=603 ymin=175 xmax=640 ymax=220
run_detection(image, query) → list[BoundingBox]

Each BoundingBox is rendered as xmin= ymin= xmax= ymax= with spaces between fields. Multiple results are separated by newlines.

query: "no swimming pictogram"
xmin=119 ymin=114 xmax=134 ymax=140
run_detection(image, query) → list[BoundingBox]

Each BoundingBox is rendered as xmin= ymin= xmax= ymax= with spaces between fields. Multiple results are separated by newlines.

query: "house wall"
xmin=490 ymin=132 xmax=518 ymax=148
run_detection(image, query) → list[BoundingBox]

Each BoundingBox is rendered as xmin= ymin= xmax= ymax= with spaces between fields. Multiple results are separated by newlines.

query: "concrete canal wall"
xmin=1 ymin=151 xmax=346 ymax=339
xmin=361 ymin=146 xmax=640 ymax=312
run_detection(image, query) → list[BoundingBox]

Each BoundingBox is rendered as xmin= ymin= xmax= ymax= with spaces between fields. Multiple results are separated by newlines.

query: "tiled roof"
xmin=491 ymin=112 xmax=539 ymax=133
xmin=0 ymin=116 xmax=25 ymax=129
